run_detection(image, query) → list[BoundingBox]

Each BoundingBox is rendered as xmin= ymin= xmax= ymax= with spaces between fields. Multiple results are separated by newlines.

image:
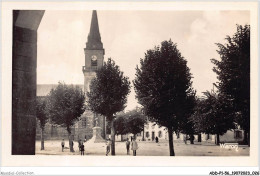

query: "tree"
xmin=124 ymin=109 xmax=147 ymax=137
xmin=106 ymin=109 xmax=147 ymax=139
xmin=106 ymin=113 xmax=126 ymax=135
xmin=47 ymin=82 xmax=86 ymax=152
xmin=211 ymin=25 xmax=250 ymax=145
xmin=87 ymin=58 xmax=131 ymax=155
xmin=178 ymin=94 xmax=197 ymax=144
xmin=117 ymin=109 xmax=146 ymax=137
xmin=36 ymin=97 xmax=48 ymax=150
xmin=134 ymin=39 xmax=195 ymax=156
xmin=191 ymin=91 xmax=235 ymax=145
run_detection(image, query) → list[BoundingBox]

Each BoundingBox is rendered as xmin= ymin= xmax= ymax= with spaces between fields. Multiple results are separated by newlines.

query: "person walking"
xmin=106 ymin=138 xmax=111 ymax=156
xmin=131 ymin=138 xmax=138 ymax=156
xmin=61 ymin=139 xmax=65 ymax=152
xmin=126 ymin=138 xmax=130 ymax=155
xmin=80 ymin=143 xmax=85 ymax=156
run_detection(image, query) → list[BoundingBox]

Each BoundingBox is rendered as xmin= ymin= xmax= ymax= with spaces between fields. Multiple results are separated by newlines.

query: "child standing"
xmin=106 ymin=138 xmax=111 ymax=156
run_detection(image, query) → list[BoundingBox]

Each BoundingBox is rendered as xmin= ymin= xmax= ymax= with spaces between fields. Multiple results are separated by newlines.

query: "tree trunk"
xmin=40 ymin=127 xmax=44 ymax=150
xmin=215 ymin=134 xmax=220 ymax=145
xmin=243 ymin=129 xmax=248 ymax=145
xmin=111 ymin=119 xmax=116 ymax=156
xmin=67 ymin=127 xmax=74 ymax=152
xmin=198 ymin=133 xmax=201 ymax=142
xmin=103 ymin=116 xmax=106 ymax=139
xmin=142 ymin=128 xmax=145 ymax=141
xmin=168 ymin=128 xmax=175 ymax=156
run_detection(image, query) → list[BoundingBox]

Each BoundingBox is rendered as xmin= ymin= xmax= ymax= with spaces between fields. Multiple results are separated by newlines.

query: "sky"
xmin=37 ymin=10 xmax=250 ymax=110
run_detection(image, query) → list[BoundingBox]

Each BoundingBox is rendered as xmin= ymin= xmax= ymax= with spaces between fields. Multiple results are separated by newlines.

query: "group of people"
xmin=61 ymin=137 xmax=139 ymax=156
xmin=61 ymin=138 xmax=86 ymax=155
xmin=106 ymin=137 xmax=138 ymax=156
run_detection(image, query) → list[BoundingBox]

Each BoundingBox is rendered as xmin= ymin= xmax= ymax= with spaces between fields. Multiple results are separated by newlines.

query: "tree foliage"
xmin=36 ymin=97 xmax=48 ymax=129
xmin=87 ymin=58 xmax=131 ymax=121
xmin=211 ymin=24 xmax=250 ymax=144
xmin=87 ymin=58 xmax=131 ymax=155
xmin=178 ymin=94 xmax=197 ymax=143
xmin=46 ymin=82 xmax=86 ymax=152
xmin=47 ymin=82 xmax=86 ymax=130
xmin=191 ymin=91 xmax=235 ymax=144
xmin=133 ymin=39 xmax=195 ymax=155
xmin=107 ymin=109 xmax=147 ymax=136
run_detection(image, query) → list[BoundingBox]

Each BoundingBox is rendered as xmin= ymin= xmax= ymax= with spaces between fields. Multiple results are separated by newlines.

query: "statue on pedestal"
xmin=87 ymin=115 xmax=105 ymax=143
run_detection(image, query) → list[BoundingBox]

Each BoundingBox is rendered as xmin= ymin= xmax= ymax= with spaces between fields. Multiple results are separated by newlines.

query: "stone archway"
xmin=12 ymin=10 xmax=44 ymax=155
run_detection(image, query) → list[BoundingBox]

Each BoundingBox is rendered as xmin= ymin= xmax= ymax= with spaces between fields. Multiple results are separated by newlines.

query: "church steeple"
xmin=86 ymin=10 xmax=103 ymax=50
xmin=83 ymin=9 xmax=105 ymax=92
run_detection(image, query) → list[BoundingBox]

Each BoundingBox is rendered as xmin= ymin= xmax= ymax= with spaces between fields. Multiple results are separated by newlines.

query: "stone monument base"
xmin=87 ymin=127 xmax=106 ymax=143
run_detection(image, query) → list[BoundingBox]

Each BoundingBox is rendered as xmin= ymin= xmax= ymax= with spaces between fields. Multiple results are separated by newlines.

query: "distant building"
xmin=142 ymin=121 xmax=244 ymax=143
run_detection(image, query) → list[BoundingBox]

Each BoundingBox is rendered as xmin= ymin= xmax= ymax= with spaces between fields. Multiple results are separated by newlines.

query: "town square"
xmin=30 ymin=10 xmax=251 ymax=157
xmin=1 ymin=1 xmax=259 ymax=175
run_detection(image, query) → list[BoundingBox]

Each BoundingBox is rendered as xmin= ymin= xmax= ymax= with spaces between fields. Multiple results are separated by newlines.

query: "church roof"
xmin=86 ymin=10 xmax=104 ymax=50
xmin=37 ymin=84 xmax=84 ymax=97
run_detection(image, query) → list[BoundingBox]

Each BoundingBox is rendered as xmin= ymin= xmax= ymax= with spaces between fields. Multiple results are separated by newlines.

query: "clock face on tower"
xmin=91 ymin=55 xmax=98 ymax=66
xmin=91 ymin=55 xmax=97 ymax=61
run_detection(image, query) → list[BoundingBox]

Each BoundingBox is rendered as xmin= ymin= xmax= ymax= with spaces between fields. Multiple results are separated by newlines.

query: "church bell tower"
xmin=82 ymin=10 xmax=106 ymax=141
xmin=83 ymin=10 xmax=105 ymax=92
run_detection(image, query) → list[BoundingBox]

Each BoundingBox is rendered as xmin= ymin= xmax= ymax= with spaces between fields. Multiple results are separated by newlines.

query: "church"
xmin=36 ymin=10 xmax=106 ymax=141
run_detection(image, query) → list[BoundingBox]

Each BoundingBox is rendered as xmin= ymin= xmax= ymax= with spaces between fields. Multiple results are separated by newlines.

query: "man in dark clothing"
xmin=80 ymin=144 xmax=85 ymax=156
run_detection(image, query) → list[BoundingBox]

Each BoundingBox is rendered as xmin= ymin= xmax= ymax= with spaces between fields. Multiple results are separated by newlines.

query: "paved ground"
xmin=36 ymin=139 xmax=249 ymax=156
